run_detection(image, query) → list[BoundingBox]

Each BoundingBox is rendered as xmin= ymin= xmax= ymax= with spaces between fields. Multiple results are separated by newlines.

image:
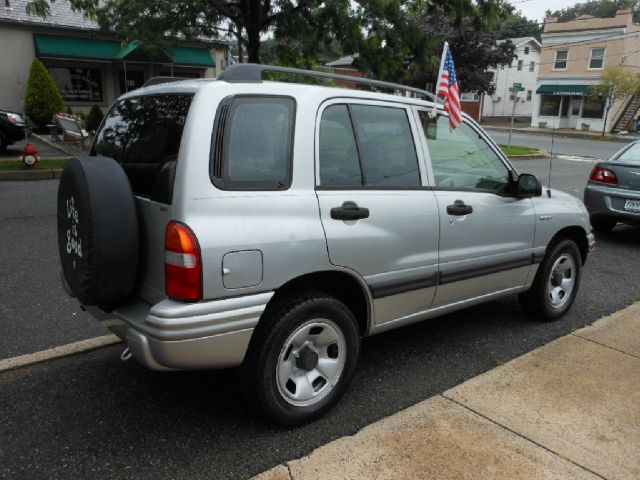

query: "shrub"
xmin=86 ymin=104 xmax=104 ymax=133
xmin=24 ymin=59 xmax=65 ymax=128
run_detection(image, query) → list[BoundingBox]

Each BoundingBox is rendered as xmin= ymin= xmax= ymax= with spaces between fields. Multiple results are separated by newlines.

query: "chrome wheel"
xmin=276 ymin=319 xmax=347 ymax=407
xmin=547 ymin=253 xmax=576 ymax=309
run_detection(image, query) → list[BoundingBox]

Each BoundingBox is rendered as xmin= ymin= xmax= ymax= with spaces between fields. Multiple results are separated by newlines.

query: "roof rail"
xmin=142 ymin=76 xmax=189 ymax=88
xmin=217 ymin=63 xmax=441 ymax=103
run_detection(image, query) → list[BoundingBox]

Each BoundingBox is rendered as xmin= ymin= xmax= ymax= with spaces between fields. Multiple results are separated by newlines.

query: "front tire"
xmin=519 ymin=239 xmax=582 ymax=321
xmin=242 ymin=291 xmax=360 ymax=426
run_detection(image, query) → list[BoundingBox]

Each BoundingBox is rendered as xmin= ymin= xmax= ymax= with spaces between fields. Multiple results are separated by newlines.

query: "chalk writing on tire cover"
xmin=66 ymin=196 xmax=82 ymax=260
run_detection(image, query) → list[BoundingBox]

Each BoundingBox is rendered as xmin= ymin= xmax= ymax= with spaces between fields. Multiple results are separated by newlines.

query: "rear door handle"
xmin=331 ymin=201 xmax=370 ymax=220
xmin=447 ymin=200 xmax=473 ymax=216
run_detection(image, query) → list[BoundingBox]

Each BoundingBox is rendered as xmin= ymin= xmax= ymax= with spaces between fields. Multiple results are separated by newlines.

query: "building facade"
xmin=482 ymin=37 xmax=541 ymax=119
xmin=0 ymin=0 xmax=230 ymax=115
xmin=532 ymin=10 xmax=640 ymax=132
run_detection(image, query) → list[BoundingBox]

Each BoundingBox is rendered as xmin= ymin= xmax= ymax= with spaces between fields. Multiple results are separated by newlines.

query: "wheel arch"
xmin=263 ymin=270 xmax=372 ymax=336
xmin=549 ymin=225 xmax=589 ymax=265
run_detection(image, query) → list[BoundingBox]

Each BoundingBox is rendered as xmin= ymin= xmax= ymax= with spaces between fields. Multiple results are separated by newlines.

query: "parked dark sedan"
xmin=0 ymin=108 xmax=28 ymax=153
xmin=584 ymin=140 xmax=640 ymax=232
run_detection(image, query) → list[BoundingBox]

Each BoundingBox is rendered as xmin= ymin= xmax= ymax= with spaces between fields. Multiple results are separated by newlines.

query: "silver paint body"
xmin=92 ymin=79 xmax=592 ymax=370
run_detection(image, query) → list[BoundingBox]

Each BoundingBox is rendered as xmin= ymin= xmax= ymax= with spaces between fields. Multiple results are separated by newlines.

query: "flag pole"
xmin=430 ymin=41 xmax=449 ymax=118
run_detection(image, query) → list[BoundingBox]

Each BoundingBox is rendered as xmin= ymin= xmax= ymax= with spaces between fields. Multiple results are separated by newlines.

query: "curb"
xmin=483 ymin=125 xmax=636 ymax=143
xmin=507 ymin=153 xmax=550 ymax=160
xmin=254 ymin=302 xmax=640 ymax=480
xmin=0 ymin=169 xmax=62 ymax=181
xmin=0 ymin=334 xmax=122 ymax=373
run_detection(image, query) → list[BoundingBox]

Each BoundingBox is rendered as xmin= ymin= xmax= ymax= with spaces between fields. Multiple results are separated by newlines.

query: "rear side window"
xmin=93 ymin=94 xmax=193 ymax=204
xmin=615 ymin=143 xmax=640 ymax=165
xmin=318 ymin=104 xmax=421 ymax=188
xmin=211 ymin=96 xmax=295 ymax=190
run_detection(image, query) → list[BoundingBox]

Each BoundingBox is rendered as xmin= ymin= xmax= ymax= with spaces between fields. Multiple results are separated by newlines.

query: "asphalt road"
xmin=1 ymin=148 xmax=640 ymax=479
xmin=487 ymin=129 xmax=630 ymax=160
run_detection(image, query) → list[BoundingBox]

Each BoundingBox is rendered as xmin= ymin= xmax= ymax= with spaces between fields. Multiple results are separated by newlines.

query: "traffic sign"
xmin=510 ymin=82 xmax=525 ymax=92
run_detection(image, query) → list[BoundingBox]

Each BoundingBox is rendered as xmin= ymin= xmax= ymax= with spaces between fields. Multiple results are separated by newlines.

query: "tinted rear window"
xmin=616 ymin=143 xmax=640 ymax=165
xmin=93 ymin=94 xmax=193 ymax=203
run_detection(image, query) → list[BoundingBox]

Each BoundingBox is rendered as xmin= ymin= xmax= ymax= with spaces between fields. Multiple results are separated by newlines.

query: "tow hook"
xmin=120 ymin=347 xmax=132 ymax=362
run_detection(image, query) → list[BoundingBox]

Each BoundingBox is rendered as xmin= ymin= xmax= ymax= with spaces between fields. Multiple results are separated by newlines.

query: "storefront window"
xmin=119 ymin=70 xmax=145 ymax=94
xmin=539 ymin=95 xmax=561 ymax=116
xmin=49 ymin=66 xmax=103 ymax=102
xmin=582 ymin=97 xmax=605 ymax=119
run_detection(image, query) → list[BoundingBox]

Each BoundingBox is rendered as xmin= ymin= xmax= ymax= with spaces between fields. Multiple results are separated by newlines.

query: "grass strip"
xmin=0 ymin=158 xmax=69 ymax=171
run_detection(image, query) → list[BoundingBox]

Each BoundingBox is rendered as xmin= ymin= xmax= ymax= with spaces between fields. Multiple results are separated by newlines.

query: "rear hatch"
xmin=92 ymin=93 xmax=194 ymax=305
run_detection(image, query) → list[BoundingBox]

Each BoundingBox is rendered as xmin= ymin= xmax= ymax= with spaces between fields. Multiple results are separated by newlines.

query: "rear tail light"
xmin=589 ymin=166 xmax=618 ymax=185
xmin=165 ymin=221 xmax=202 ymax=301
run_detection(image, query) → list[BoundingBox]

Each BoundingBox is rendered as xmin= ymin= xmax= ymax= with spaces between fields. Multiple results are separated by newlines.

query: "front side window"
xmin=419 ymin=111 xmax=511 ymax=194
xmin=318 ymin=104 xmax=421 ymax=188
xmin=554 ymin=50 xmax=568 ymax=70
xmin=93 ymin=94 xmax=193 ymax=203
xmin=211 ymin=96 xmax=295 ymax=190
xmin=589 ymin=48 xmax=605 ymax=69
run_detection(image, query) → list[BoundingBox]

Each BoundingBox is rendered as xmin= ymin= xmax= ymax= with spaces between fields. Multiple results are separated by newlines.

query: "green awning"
xmin=34 ymin=34 xmax=215 ymax=67
xmin=536 ymin=84 xmax=592 ymax=96
xmin=169 ymin=47 xmax=215 ymax=67
xmin=34 ymin=34 xmax=126 ymax=60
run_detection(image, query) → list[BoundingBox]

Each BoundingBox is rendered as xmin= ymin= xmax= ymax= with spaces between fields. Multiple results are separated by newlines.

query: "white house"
xmin=481 ymin=37 xmax=542 ymax=119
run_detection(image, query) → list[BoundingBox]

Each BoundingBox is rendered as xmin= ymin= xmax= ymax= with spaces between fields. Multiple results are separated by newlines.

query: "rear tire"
xmin=590 ymin=216 xmax=616 ymax=233
xmin=519 ymin=238 xmax=582 ymax=321
xmin=241 ymin=291 xmax=360 ymax=426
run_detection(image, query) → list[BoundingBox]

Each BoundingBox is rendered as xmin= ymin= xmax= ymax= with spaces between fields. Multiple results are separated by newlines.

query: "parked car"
xmin=56 ymin=64 xmax=594 ymax=425
xmin=584 ymin=140 xmax=640 ymax=232
xmin=0 ymin=108 xmax=28 ymax=153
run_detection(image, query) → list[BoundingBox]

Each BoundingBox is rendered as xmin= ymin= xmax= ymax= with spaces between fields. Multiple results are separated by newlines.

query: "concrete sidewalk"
xmin=255 ymin=302 xmax=640 ymax=480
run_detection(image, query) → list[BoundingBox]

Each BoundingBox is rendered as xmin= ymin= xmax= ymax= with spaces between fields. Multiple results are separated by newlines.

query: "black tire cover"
xmin=57 ymin=156 xmax=139 ymax=306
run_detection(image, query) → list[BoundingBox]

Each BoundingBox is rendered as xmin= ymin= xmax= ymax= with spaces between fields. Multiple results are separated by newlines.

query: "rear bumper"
xmin=584 ymin=183 xmax=640 ymax=223
xmin=90 ymin=292 xmax=273 ymax=370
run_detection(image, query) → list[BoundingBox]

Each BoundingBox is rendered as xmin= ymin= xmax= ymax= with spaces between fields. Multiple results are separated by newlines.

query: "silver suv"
xmin=57 ymin=64 xmax=594 ymax=425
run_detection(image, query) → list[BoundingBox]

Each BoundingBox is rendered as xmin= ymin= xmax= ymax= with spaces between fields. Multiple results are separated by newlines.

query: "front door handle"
xmin=447 ymin=200 xmax=473 ymax=216
xmin=331 ymin=201 xmax=370 ymax=220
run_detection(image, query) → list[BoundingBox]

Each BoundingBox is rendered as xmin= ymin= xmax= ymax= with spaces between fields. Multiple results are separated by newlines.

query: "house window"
xmin=539 ymin=95 xmax=561 ymax=116
xmin=527 ymin=90 xmax=532 ymax=101
xmin=517 ymin=60 xmax=523 ymax=71
xmin=554 ymin=50 xmax=568 ymax=70
xmin=589 ymin=48 xmax=605 ymax=69
xmin=524 ymin=47 xmax=530 ymax=55
xmin=509 ymin=93 xmax=515 ymax=101
xmin=460 ymin=92 xmax=479 ymax=101
xmin=529 ymin=61 xmax=535 ymax=72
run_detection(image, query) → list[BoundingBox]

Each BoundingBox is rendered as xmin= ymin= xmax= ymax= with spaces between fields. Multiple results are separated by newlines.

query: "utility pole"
xmin=508 ymin=82 xmax=525 ymax=146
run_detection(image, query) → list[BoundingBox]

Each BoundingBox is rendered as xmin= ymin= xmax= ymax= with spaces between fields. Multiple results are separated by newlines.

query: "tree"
xmin=24 ymin=58 xmax=65 ymax=128
xmin=547 ymin=0 xmax=639 ymax=22
xmin=588 ymin=65 xmax=640 ymax=135
xmin=26 ymin=0 xmax=355 ymax=64
xmin=86 ymin=104 xmax=104 ymax=134
xmin=498 ymin=12 xmax=542 ymax=41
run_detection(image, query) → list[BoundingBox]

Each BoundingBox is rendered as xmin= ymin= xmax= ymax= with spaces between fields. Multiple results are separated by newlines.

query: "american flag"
xmin=436 ymin=45 xmax=462 ymax=129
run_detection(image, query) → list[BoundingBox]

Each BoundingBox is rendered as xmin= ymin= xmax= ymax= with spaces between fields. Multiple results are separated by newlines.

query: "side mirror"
xmin=516 ymin=173 xmax=542 ymax=198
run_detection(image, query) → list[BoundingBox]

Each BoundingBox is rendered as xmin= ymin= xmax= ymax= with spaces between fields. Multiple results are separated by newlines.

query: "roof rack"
xmin=217 ymin=63 xmax=441 ymax=103
xmin=142 ymin=76 xmax=190 ymax=87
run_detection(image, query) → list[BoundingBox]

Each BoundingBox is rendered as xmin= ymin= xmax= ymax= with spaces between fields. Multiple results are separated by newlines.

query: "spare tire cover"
xmin=57 ymin=156 xmax=139 ymax=306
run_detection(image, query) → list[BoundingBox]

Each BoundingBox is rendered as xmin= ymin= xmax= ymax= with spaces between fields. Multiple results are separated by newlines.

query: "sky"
xmin=515 ymin=0 xmax=587 ymax=22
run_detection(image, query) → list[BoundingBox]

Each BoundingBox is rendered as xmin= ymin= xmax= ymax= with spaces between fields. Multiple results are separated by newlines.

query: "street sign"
xmin=510 ymin=82 xmax=525 ymax=92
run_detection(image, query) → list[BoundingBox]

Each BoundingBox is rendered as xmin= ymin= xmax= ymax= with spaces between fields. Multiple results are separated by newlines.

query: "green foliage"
xmin=589 ymin=66 xmax=640 ymax=134
xmin=498 ymin=13 xmax=542 ymax=41
xmin=24 ymin=59 xmax=65 ymax=127
xmin=546 ymin=0 xmax=639 ymax=22
xmin=86 ymin=104 xmax=104 ymax=133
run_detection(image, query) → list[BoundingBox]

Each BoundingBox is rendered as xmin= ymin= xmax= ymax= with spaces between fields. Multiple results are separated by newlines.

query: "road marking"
xmin=554 ymin=155 xmax=600 ymax=164
xmin=0 ymin=335 xmax=122 ymax=373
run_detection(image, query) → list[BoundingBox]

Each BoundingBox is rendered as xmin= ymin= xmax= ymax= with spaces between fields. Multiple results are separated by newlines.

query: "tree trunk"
xmin=246 ymin=26 xmax=261 ymax=63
